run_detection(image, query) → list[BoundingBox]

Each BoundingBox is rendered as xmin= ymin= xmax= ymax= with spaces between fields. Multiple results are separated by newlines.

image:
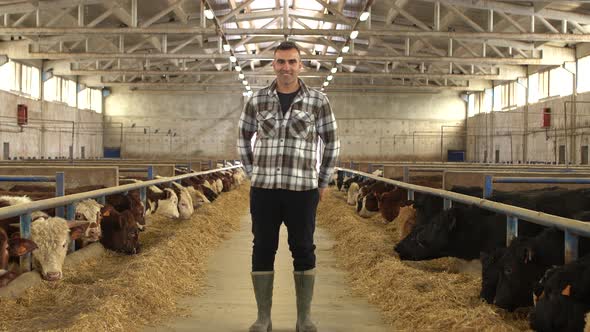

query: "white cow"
xmin=31 ymin=217 xmax=88 ymax=281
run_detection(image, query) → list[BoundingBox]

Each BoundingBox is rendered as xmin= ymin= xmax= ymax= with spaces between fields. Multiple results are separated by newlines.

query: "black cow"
xmin=529 ymin=254 xmax=590 ymax=331
xmin=394 ymin=206 xmax=541 ymax=261
xmin=493 ymin=228 xmax=567 ymax=311
xmin=487 ymin=212 xmax=590 ymax=310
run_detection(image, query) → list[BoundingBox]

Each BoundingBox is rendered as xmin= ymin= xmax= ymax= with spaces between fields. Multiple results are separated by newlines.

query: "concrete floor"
xmin=145 ymin=213 xmax=391 ymax=332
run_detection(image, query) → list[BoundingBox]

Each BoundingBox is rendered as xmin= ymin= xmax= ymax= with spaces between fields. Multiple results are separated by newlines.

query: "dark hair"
xmin=274 ymin=41 xmax=301 ymax=55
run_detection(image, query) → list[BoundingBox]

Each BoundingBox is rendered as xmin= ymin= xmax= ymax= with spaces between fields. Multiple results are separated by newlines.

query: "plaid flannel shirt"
xmin=237 ymin=79 xmax=340 ymax=191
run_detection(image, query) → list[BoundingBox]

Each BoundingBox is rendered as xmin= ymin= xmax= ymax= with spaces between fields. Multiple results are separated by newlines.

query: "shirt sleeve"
xmin=316 ymin=95 xmax=340 ymax=188
xmin=237 ymin=98 xmax=257 ymax=177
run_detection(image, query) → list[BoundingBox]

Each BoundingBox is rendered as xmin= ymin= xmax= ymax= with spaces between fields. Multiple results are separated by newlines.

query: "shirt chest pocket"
xmin=288 ymin=109 xmax=314 ymax=139
xmin=256 ymin=110 xmax=278 ymax=138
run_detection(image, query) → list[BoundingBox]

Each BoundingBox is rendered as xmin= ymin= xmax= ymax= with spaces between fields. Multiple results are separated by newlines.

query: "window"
xmin=43 ymin=76 xmax=60 ymax=102
xmin=578 ymin=55 xmax=590 ymax=93
xmin=483 ymin=88 xmax=493 ymax=113
xmin=78 ymin=88 xmax=90 ymax=110
xmin=515 ymin=77 xmax=526 ymax=106
xmin=500 ymin=82 xmax=516 ymax=110
xmin=90 ymin=89 xmax=102 ymax=113
xmin=528 ymin=73 xmax=539 ymax=103
xmin=0 ymin=60 xmax=40 ymax=99
xmin=550 ymin=67 xmax=573 ymax=97
xmin=539 ymin=71 xmax=549 ymax=99
xmin=467 ymin=93 xmax=476 ymax=117
xmin=63 ymin=79 xmax=76 ymax=107
xmin=493 ymin=85 xmax=501 ymax=111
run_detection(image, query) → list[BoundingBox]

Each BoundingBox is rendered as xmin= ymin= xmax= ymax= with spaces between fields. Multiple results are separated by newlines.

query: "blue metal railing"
xmin=337 ymin=168 xmax=590 ymax=264
xmin=0 ymin=166 xmax=241 ymax=271
xmin=119 ymin=166 xmax=154 ymax=180
xmin=0 ymin=173 xmax=64 ymax=270
xmin=484 ymin=175 xmax=590 ymax=263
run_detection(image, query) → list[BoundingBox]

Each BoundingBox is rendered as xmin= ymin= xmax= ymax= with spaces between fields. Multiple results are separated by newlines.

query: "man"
xmin=237 ymin=41 xmax=340 ymax=332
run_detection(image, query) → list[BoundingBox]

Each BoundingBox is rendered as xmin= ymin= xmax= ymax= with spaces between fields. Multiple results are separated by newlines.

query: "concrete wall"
xmin=0 ymin=89 xmax=103 ymax=160
xmin=329 ymin=91 xmax=466 ymax=161
xmin=466 ymin=91 xmax=590 ymax=164
xmin=106 ymin=88 xmax=467 ymax=161
xmin=104 ymin=89 xmax=243 ymax=159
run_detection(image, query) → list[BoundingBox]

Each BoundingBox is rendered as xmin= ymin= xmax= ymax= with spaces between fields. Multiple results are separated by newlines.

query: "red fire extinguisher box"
xmin=542 ymin=107 xmax=551 ymax=128
xmin=17 ymin=104 xmax=27 ymax=126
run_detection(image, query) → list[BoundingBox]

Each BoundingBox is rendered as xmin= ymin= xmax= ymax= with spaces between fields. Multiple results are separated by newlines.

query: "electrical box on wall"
xmin=17 ymin=104 xmax=28 ymax=126
xmin=542 ymin=108 xmax=551 ymax=128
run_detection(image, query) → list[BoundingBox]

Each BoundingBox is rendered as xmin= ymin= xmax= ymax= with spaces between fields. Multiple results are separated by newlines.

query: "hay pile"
xmin=0 ymin=184 xmax=250 ymax=331
xmin=317 ymin=188 xmax=531 ymax=331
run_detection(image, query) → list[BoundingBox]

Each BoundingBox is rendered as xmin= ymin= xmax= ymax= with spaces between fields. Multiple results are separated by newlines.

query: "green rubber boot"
xmin=249 ymin=271 xmax=273 ymax=332
xmin=294 ymin=269 xmax=317 ymax=332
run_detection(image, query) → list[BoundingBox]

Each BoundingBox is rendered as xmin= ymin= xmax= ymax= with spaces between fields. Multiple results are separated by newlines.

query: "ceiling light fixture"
xmin=336 ymin=56 xmax=343 ymax=64
xmin=243 ymin=80 xmax=248 ymax=85
xmin=204 ymin=9 xmax=215 ymax=20
xmin=235 ymin=65 xmax=242 ymax=71
xmin=223 ymin=44 xmax=231 ymax=52
xmin=229 ymin=55 xmax=237 ymax=63
xmin=239 ymin=73 xmax=245 ymax=79
xmin=323 ymin=82 xmax=329 ymax=86
xmin=350 ymin=30 xmax=359 ymax=39
xmin=327 ymin=75 xmax=333 ymax=81
xmin=342 ymin=45 xmax=350 ymax=53
xmin=246 ymin=86 xmax=251 ymax=91
xmin=359 ymin=11 xmax=370 ymax=22
xmin=331 ymin=67 xmax=337 ymax=74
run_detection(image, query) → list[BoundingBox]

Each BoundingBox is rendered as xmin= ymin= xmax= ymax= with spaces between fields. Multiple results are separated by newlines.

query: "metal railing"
xmin=484 ymin=175 xmax=590 ymax=263
xmin=0 ymin=165 xmax=241 ymax=271
xmin=337 ymin=168 xmax=590 ymax=264
xmin=119 ymin=166 xmax=155 ymax=180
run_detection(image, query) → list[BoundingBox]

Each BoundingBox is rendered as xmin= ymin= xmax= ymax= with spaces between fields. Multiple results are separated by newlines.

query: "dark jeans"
xmin=250 ymin=187 xmax=320 ymax=272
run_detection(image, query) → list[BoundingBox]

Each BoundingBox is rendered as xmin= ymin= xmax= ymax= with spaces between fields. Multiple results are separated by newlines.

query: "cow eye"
xmin=504 ymin=267 xmax=512 ymax=275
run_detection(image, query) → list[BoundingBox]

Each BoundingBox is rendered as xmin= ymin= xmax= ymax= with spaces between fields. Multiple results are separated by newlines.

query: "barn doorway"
xmin=582 ymin=146 xmax=588 ymax=165
xmin=495 ymin=149 xmax=500 ymax=163
xmin=3 ymin=142 xmax=9 ymax=160
xmin=559 ymin=145 xmax=566 ymax=164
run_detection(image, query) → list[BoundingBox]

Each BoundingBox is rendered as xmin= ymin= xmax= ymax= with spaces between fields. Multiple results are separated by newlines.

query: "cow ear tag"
xmin=561 ymin=284 xmax=572 ymax=296
xmin=103 ymin=210 xmax=111 ymax=217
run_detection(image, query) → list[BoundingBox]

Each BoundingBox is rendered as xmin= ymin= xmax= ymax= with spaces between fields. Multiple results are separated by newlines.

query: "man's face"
xmin=272 ymin=48 xmax=302 ymax=86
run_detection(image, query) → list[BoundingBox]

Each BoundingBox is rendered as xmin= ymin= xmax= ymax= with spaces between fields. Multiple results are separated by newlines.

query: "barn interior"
xmin=0 ymin=1 xmax=590 ymax=331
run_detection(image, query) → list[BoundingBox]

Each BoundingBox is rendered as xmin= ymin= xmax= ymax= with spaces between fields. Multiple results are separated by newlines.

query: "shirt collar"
xmin=268 ymin=78 xmax=310 ymax=98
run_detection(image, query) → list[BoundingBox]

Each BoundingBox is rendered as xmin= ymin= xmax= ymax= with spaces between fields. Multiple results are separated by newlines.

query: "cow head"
xmin=100 ymin=206 xmax=140 ymax=255
xmin=480 ymin=247 xmax=506 ymax=304
xmin=176 ymin=186 xmax=194 ymax=220
xmin=75 ymin=199 xmax=104 ymax=243
xmin=31 ymin=218 xmax=89 ymax=281
xmin=493 ymin=240 xmax=544 ymax=311
xmin=394 ymin=208 xmax=459 ymax=260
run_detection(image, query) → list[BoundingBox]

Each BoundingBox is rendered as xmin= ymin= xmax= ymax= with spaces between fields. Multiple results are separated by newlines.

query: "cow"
xmin=105 ymin=190 xmax=146 ymax=231
xmin=169 ymin=182 xmax=194 ymax=220
xmin=529 ymin=254 xmax=590 ymax=331
xmin=146 ymin=186 xmax=180 ymax=219
xmin=30 ymin=217 xmax=89 ymax=281
xmin=100 ymin=205 xmax=140 ymax=255
xmin=493 ymin=227 xmax=590 ymax=311
xmin=395 ymin=204 xmax=417 ymax=240
xmin=347 ymin=182 xmax=360 ymax=205
xmin=0 ymin=228 xmax=37 ymax=287
xmin=485 ymin=211 xmax=590 ymax=310
xmin=74 ymin=199 xmax=103 ymax=247
xmin=377 ymin=187 xmax=409 ymax=222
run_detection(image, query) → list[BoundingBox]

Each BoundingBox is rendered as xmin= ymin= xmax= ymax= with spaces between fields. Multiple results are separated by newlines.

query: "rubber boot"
xmin=249 ymin=271 xmax=274 ymax=332
xmin=294 ymin=269 xmax=317 ymax=332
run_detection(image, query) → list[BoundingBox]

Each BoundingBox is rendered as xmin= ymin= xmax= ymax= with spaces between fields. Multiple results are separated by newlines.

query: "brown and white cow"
xmin=0 ymin=228 xmax=37 ymax=287
xmin=147 ymin=186 xmax=180 ymax=219
xmin=74 ymin=199 xmax=104 ymax=247
xmin=30 ymin=217 xmax=89 ymax=281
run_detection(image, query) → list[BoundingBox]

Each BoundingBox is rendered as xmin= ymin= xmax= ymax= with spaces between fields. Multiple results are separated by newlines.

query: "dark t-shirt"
xmin=277 ymin=89 xmax=300 ymax=115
